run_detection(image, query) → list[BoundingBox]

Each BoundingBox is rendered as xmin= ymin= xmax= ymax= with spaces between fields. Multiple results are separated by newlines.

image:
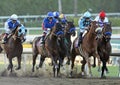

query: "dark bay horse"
xmin=44 ymin=23 xmax=64 ymax=77
xmin=32 ymin=22 xmax=76 ymax=72
xmin=58 ymin=21 xmax=76 ymax=65
xmin=70 ymin=21 xmax=101 ymax=77
xmin=0 ymin=24 xmax=27 ymax=72
xmin=97 ymin=23 xmax=112 ymax=78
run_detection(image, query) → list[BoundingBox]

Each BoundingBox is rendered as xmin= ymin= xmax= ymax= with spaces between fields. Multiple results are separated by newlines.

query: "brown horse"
xmin=70 ymin=21 xmax=101 ymax=77
xmin=0 ymin=24 xmax=27 ymax=72
xmin=97 ymin=22 xmax=112 ymax=78
xmin=32 ymin=23 xmax=64 ymax=77
xmin=32 ymin=36 xmax=48 ymax=72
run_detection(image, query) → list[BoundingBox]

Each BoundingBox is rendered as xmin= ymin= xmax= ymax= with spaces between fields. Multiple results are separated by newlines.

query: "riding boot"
xmin=78 ymin=32 xmax=83 ymax=47
xmin=40 ymin=35 xmax=45 ymax=44
xmin=2 ymin=33 xmax=8 ymax=44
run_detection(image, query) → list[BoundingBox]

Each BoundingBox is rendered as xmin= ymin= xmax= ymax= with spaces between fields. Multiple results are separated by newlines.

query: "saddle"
xmin=39 ymin=33 xmax=50 ymax=47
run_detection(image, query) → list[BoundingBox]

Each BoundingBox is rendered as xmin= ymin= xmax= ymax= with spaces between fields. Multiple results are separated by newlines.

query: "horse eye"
xmin=25 ymin=29 xmax=27 ymax=32
xmin=19 ymin=29 xmax=22 ymax=32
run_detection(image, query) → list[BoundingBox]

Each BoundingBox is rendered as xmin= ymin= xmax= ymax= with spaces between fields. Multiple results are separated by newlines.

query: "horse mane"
xmin=12 ymin=24 xmax=21 ymax=34
xmin=51 ymin=23 xmax=62 ymax=34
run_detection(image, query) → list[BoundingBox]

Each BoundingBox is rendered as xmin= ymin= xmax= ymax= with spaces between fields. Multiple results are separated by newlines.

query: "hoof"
xmin=15 ymin=67 xmax=21 ymax=70
xmin=66 ymin=60 xmax=70 ymax=65
xmin=32 ymin=69 xmax=34 ymax=72
xmin=92 ymin=64 xmax=96 ymax=68
xmin=36 ymin=66 xmax=39 ymax=70
xmin=101 ymin=76 xmax=106 ymax=79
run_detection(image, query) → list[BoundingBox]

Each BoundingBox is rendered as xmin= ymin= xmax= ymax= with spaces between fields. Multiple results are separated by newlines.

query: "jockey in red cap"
xmin=94 ymin=10 xmax=109 ymax=27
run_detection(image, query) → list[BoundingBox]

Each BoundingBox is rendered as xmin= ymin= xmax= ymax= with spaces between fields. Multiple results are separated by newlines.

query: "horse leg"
xmin=93 ymin=53 xmax=101 ymax=72
xmin=92 ymin=57 xmax=96 ymax=67
xmin=7 ymin=58 xmax=13 ymax=72
xmin=32 ymin=53 xmax=38 ymax=72
xmin=38 ymin=56 xmax=45 ymax=68
xmin=52 ymin=57 xmax=58 ymax=77
xmin=81 ymin=58 xmax=86 ymax=76
xmin=66 ymin=51 xmax=71 ymax=65
xmin=105 ymin=66 xmax=109 ymax=73
xmin=57 ymin=61 xmax=61 ymax=77
xmin=70 ymin=55 xmax=76 ymax=77
xmin=16 ymin=56 xmax=21 ymax=70
xmin=87 ymin=58 xmax=92 ymax=76
xmin=101 ymin=60 xmax=106 ymax=78
xmin=53 ymin=62 xmax=58 ymax=77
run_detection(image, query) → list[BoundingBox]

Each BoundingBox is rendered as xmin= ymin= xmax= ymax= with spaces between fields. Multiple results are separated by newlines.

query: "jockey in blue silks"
xmin=53 ymin=11 xmax=60 ymax=23
xmin=78 ymin=11 xmax=92 ymax=46
xmin=2 ymin=14 xmax=21 ymax=44
xmin=40 ymin=11 xmax=57 ymax=44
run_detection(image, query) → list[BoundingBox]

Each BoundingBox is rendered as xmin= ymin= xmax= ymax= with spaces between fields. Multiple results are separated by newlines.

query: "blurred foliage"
xmin=0 ymin=0 xmax=120 ymax=16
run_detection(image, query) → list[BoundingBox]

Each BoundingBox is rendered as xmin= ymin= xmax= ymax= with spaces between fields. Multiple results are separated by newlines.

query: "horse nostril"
xmin=19 ymin=29 xmax=22 ymax=33
xmin=25 ymin=29 xmax=27 ymax=33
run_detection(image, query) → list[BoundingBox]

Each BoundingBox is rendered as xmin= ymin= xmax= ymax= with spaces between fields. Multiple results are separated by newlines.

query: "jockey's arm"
xmin=94 ymin=16 xmax=99 ymax=22
xmin=79 ymin=19 xmax=85 ymax=30
xmin=4 ymin=22 xmax=10 ymax=34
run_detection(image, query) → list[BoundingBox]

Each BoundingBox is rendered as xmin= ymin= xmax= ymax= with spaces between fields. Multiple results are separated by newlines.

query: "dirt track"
xmin=0 ymin=77 xmax=120 ymax=85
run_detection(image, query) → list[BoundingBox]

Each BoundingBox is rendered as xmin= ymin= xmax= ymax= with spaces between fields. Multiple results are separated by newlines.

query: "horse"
xmin=32 ymin=21 xmax=76 ymax=72
xmin=32 ymin=35 xmax=48 ymax=72
xmin=58 ymin=21 xmax=76 ymax=65
xmin=70 ymin=21 xmax=101 ymax=77
xmin=44 ymin=23 xmax=64 ymax=77
xmin=0 ymin=24 xmax=27 ymax=72
xmin=97 ymin=22 xmax=112 ymax=78
xmin=32 ymin=23 xmax=64 ymax=77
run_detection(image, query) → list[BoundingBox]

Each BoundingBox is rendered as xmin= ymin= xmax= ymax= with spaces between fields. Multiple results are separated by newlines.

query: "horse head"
xmin=51 ymin=23 xmax=64 ymax=37
xmin=13 ymin=24 xmax=27 ymax=42
xmin=65 ymin=21 xmax=76 ymax=36
xmin=89 ymin=21 xmax=102 ymax=39
xmin=102 ymin=22 xmax=112 ymax=42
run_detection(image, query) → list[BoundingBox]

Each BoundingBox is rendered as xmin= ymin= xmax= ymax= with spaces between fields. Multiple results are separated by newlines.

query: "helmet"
xmin=83 ymin=11 xmax=91 ymax=18
xmin=53 ymin=11 xmax=59 ymax=18
xmin=61 ymin=19 xmax=66 ymax=24
xmin=99 ymin=11 xmax=106 ymax=19
xmin=10 ymin=14 xmax=18 ymax=20
xmin=47 ymin=12 xmax=53 ymax=18
xmin=59 ymin=14 xmax=65 ymax=19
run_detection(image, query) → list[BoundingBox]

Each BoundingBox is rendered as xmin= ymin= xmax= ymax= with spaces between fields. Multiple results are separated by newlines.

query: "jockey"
xmin=59 ymin=13 xmax=67 ymax=29
xmin=78 ymin=11 xmax=92 ymax=46
xmin=2 ymin=14 xmax=21 ymax=44
xmin=40 ymin=11 xmax=57 ymax=45
xmin=53 ymin=11 xmax=60 ymax=23
xmin=94 ymin=10 xmax=109 ymax=27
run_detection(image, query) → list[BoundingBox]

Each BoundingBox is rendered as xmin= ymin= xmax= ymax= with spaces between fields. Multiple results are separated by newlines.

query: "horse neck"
xmin=49 ymin=32 xmax=58 ymax=43
xmin=64 ymin=32 xmax=71 ymax=43
xmin=12 ymin=30 xmax=21 ymax=44
xmin=86 ymin=27 xmax=96 ymax=41
xmin=102 ymin=36 xmax=110 ymax=45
